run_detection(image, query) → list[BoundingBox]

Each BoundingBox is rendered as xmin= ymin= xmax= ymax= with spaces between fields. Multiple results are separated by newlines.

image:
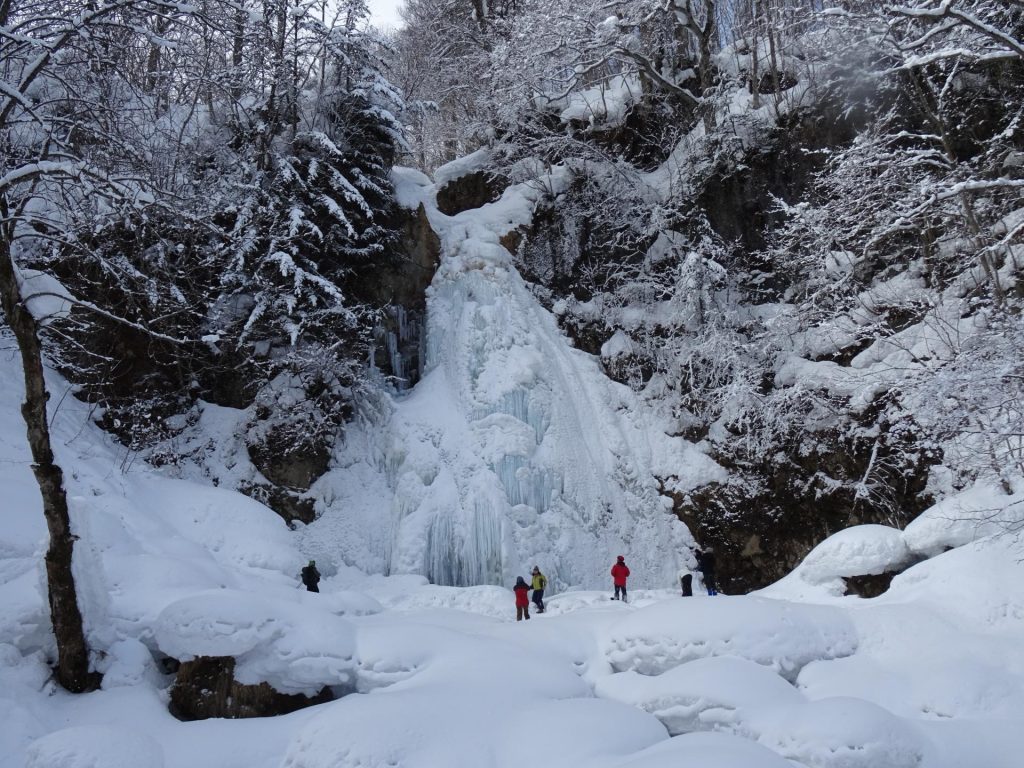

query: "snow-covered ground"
xmin=3 ymin=341 xmax=1024 ymax=767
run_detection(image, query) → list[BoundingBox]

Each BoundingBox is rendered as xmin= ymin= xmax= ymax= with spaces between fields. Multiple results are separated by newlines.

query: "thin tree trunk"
xmin=750 ymin=1 xmax=761 ymax=110
xmin=470 ymin=0 xmax=487 ymax=32
xmin=908 ymin=70 xmax=1005 ymax=307
xmin=232 ymin=6 xmax=246 ymax=100
xmin=0 ymin=202 xmax=93 ymax=693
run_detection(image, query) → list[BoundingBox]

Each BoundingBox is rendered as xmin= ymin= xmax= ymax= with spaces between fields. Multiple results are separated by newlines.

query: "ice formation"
xmin=302 ymin=164 xmax=723 ymax=589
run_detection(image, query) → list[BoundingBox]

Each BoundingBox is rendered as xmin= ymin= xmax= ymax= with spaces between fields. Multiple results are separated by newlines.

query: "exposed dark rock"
xmin=568 ymin=101 xmax=685 ymax=171
xmin=844 ymin=572 xmax=900 ymax=598
xmin=244 ymin=429 xmax=330 ymax=525
xmin=667 ymin=415 xmax=938 ymax=594
xmin=755 ymin=70 xmax=799 ymax=95
xmin=376 ymin=203 xmax=440 ymax=309
xmin=169 ymin=656 xmax=333 ymax=720
xmin=601 ymin=351 xmax=655 ymax=389
xmin=436 ymin=170 xmax=507 ymax=215
xmin=369 ymin=203 xmax=441 ymax=388
xmin=697 ymin=109 xmax=860 ymax=258
xmin=249 ymin=438 xmax=330 ymax=492
xmin=241 ymin=481 xmax=317 ymax=525
xmin=499 ymin=228 xmax=524 ymax=255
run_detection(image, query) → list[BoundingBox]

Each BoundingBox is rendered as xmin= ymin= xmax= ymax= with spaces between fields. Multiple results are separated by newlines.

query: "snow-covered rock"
xmin=98 ymin=638 xmax=159 ymax=689
xmin=433 ymin=147 xmax=493 ymax=190
xmin=799 ymin=524 xmax=913 ymax=584
xmin=153 ymin=590 xmax=356 ymax=695
xmin=904 ymin=482 xmax=1024 ymax=555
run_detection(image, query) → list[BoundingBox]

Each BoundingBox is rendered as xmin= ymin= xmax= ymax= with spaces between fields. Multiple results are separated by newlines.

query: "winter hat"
xmin=617 ymin=555 xmax=625 ymax=562
xmin=532 ymin=566 xmax=540 ymax=573
xmin=308 ymin=560 xmax=316 ymax=566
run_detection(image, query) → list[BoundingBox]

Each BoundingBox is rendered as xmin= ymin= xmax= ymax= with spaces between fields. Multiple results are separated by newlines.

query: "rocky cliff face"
xmin=370 ymin=203 xmax=441 ymax=390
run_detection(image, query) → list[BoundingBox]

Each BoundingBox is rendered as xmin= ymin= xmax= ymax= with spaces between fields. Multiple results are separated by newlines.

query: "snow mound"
xmin=25 ymin=726 xmax=164 ymax=768
xmin=613 ymin=731 xmax=794 ymax=768
xmin=605 ymin=597 xmax=856 ymax=680
xmin=153 ymin=589 xmax=356 ymax=695
xmin=601 ymin=329 xmax=636 ymax=359
xmin=594 ymin=655 xmax=805 ymax=735
xmin=15 ymin=267 xmax=74 ymax=326
xmin=98 ymin=638 xmax=158 ymax=689
xmin=555 ymin=75 xmax=642 ymax=126
xmin=390 ymin=166 xmax=433 ymax=209
xmin=884 ymin=536 xmax=1024 ymax=633
xmin=798 ymin=640 xmax=1024 ymax=722
xmin=354 ymin=612 xmax=589 ymax=696
xmin=798 ymin=524 xmax=913 ymax=584
xmin=754 ymin=697 xmax=927 ymax=768
xmin=492 ymin=698 xmax=669 ymax=768
xmin=282 ymin=648 xmax=596 ymax=768
xmin=314 ymin=589 xmax=383 ymax=617
xmin=126 ymin=476 xmax=302 ymax=575
xmin=903 ymin=481 xmax=1024 ymax=555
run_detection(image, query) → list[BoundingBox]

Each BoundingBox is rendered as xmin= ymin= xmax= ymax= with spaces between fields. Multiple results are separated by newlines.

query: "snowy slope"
xmin=300 ymin=164 xmax=723 ymax=589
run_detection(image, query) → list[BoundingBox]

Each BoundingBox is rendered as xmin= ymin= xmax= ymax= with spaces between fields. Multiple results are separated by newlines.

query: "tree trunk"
xmin=231 ymin=6 xmax=246 ymax=100
xmin=0 ymin=203 xmax=93 ymax=693
xmin=471 ymin=0 xmax=487 ymax=32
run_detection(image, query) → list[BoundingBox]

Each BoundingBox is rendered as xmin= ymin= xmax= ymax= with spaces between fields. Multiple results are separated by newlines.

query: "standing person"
xmin=611 ymin=555 xmax=630 ymax=602
xmin=514 ymin=576 xmax=531 ymax=621
xmin=678 ymin=563 xmax=693 ymax=597
xmin=301 ymin=560 xmax=321 ymax=593
xmin=695 ymin=547 xmax=718 ymax=596
xmin=531 ymin=566 xmax=547 ymax=614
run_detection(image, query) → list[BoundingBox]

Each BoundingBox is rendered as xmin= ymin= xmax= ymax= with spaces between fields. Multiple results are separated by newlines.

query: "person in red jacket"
xmin=514 ymin=576 xmax=531 ymax=621
xmin=611 ymin=555 xmax=630 ymax=602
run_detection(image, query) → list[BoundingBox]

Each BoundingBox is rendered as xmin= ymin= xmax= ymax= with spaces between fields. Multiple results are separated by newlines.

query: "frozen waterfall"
xmin=301 ymin=165 xmax=724 ymax=589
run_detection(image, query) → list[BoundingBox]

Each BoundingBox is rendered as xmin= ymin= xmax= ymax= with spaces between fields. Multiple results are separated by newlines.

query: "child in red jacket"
xmin=514 ymin=576 xmax=531 ymax=621
xmin=611 ymin=556 xmax=630 ymax=602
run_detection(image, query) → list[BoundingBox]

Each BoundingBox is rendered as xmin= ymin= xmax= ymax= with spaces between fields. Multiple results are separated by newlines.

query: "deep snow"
xmin=3 ymin=338 xmax=1024 ymax=767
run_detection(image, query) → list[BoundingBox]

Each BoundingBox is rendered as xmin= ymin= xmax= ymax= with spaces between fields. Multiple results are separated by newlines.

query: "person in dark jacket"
xmin=694 ymin=547 xmax=718 ymax=596
xmin=301 ymin=560 xmax=321 ymax=593
xmin=678 ymin=565 xmax=693 ymax=597
xmin=611 ymin=555 xmax=630 ymax=602
xmin=514 ymin=576 xmax=531 ymax=621
xmin=531 ymin=566 xmax=547 ymax=614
